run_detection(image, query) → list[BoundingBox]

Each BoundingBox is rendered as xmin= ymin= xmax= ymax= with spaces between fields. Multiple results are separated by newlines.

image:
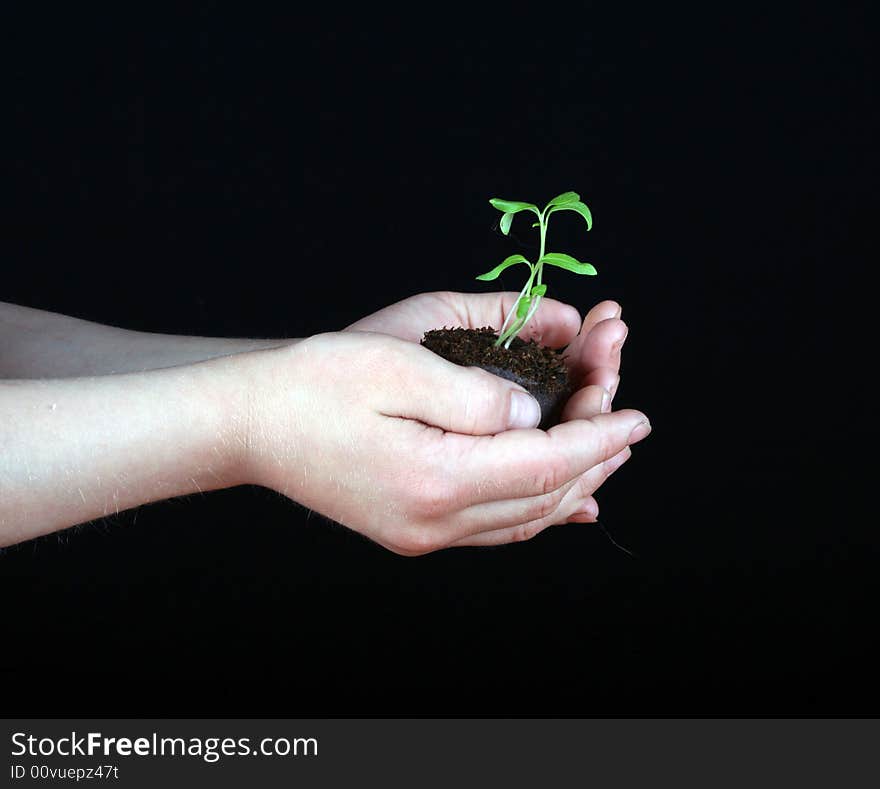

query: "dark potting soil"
xmin=420 ymin=327 xmax=571 ymax=428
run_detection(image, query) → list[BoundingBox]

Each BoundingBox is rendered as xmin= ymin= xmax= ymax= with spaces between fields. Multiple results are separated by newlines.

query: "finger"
xmin=562 ymin=373 xmax=619 ymax=421
xmin=433 ymin=291 xmax=582 ymax=349
xmin=582 ymin=300 xmax=622 ymax=335
xmin=579 ymin=368 xmax=621 ymax=401
xmin=561 ymin=370 xmax=621 ymax=422
xmin=445 ymin=472 xmax=583 ymax=538
xmin=564 ymin=317 xmax=628 ymax=386
xmin=562 ymin=300 xmax=621 ymax=367
xmin=447 ymin=498 xmax=580 ymax=547
xmin=445 ymin=445 xmax=631 ymax=543
xmin=448 ymin=490 xmax=589 ymax=547
xmin=581 ymin=299 xmax=623 ymax=332
xmin=566 ymin=496 xmax=600 ymax=523
xmin=378 ymin=340 xmax=543 ymax=434
xmin=563 ymin=445 xmax=632 ymax=521
xmin=449 ymin=495 xmax=599 ymax=546
xmin=560 ymin=384 xmax=612 ymax=422
xmin=440 ymin=409 xmax=651 ymax=505
xmin=567 ymin=445 xmax=632 ymax=501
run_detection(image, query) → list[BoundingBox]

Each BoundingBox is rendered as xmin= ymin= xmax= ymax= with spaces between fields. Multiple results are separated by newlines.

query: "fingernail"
xmin=613 ymin=327 xmax=629 ymax=354
xmin=509 ymin=391 xmax=541 ymax=429
xmin=628 ymin=419 xmax=652 ymax=443
xmin=600 ymin=388 xmax=612 ymax=413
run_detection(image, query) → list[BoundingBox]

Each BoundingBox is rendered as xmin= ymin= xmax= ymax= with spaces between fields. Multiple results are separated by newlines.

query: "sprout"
xmin=476 ymin=191 xmax=597 ymax=348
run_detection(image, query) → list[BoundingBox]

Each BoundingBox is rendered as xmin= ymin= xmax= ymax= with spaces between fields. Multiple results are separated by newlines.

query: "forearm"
xmin=0 ymin=301 xmax=297 ymax=378
xmin=0 ymin=355 xmax=250 ymax=546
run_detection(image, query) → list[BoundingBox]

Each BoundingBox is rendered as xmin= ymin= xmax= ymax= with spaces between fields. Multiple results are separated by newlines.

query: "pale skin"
xmin=0 ymin=292 xmax=649 ymax=553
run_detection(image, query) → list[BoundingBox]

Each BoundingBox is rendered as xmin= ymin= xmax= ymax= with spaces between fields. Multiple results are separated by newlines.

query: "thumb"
xmin=383 ymin=345 xmax=542 ymax=435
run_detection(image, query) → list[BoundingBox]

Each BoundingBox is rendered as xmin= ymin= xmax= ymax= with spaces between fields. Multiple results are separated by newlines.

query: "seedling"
xmin=476 ymin=191 xmax=597 ymax=348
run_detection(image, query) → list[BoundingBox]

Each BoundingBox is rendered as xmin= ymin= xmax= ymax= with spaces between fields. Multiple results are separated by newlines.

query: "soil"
xmin=420 ymin=327 xmax=572 ymax=429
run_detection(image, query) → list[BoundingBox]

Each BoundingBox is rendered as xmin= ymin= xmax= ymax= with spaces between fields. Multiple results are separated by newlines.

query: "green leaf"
xmin=500 ymin=211 xmax=514 ymax=235
xmin=530 ymin=283 xmax=547 ymax=297
xmin=546 ymin=191 xmax=580 ymax=207
xmin=539 ymin=253 xmax=597 ymax=275
xmin=475 ymin=254 xmax=532 ymax=281
xmin=548 ymin=200 xmax=592 ymax=231
xmin=516 ymin=296 xmax=531 ymax=319
xmin=531 ymin=221 xmax=540 ymax=228
xmin=489 ymin=198 xmax=540 ymax=216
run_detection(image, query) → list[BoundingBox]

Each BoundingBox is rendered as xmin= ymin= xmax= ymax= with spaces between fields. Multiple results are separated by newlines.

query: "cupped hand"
xmin=346 ymin=291 xmax=632 ymax=527
xmin=345 ymin=290 xmax=627 ymax=403
xmin=239 ymin=328 xmax=649 ymax=555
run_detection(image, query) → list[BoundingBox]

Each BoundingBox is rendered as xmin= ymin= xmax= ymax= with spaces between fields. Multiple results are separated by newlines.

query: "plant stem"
xmin=496 ymin=269 xmax=534 ymax=348
xmin=520 ymin=294 xmax=543 ymax=334
xmin=496 ymin=273 xmax=531 ymax=340
xmin=537 ymin=210 xmax=548 ymax=287
xmin=497 ymin=320 xmax=521 ymax=349
xmin=495 ymin=208 xmax=550 ymax=349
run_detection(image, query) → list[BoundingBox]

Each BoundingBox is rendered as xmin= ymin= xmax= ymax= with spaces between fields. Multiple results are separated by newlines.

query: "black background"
xmin=1 ymin=4 xmax=874 ymax=715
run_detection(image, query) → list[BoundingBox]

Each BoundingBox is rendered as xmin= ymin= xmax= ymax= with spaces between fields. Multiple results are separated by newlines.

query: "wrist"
xmin=209 ymin=339 xmax=310 ymax=488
